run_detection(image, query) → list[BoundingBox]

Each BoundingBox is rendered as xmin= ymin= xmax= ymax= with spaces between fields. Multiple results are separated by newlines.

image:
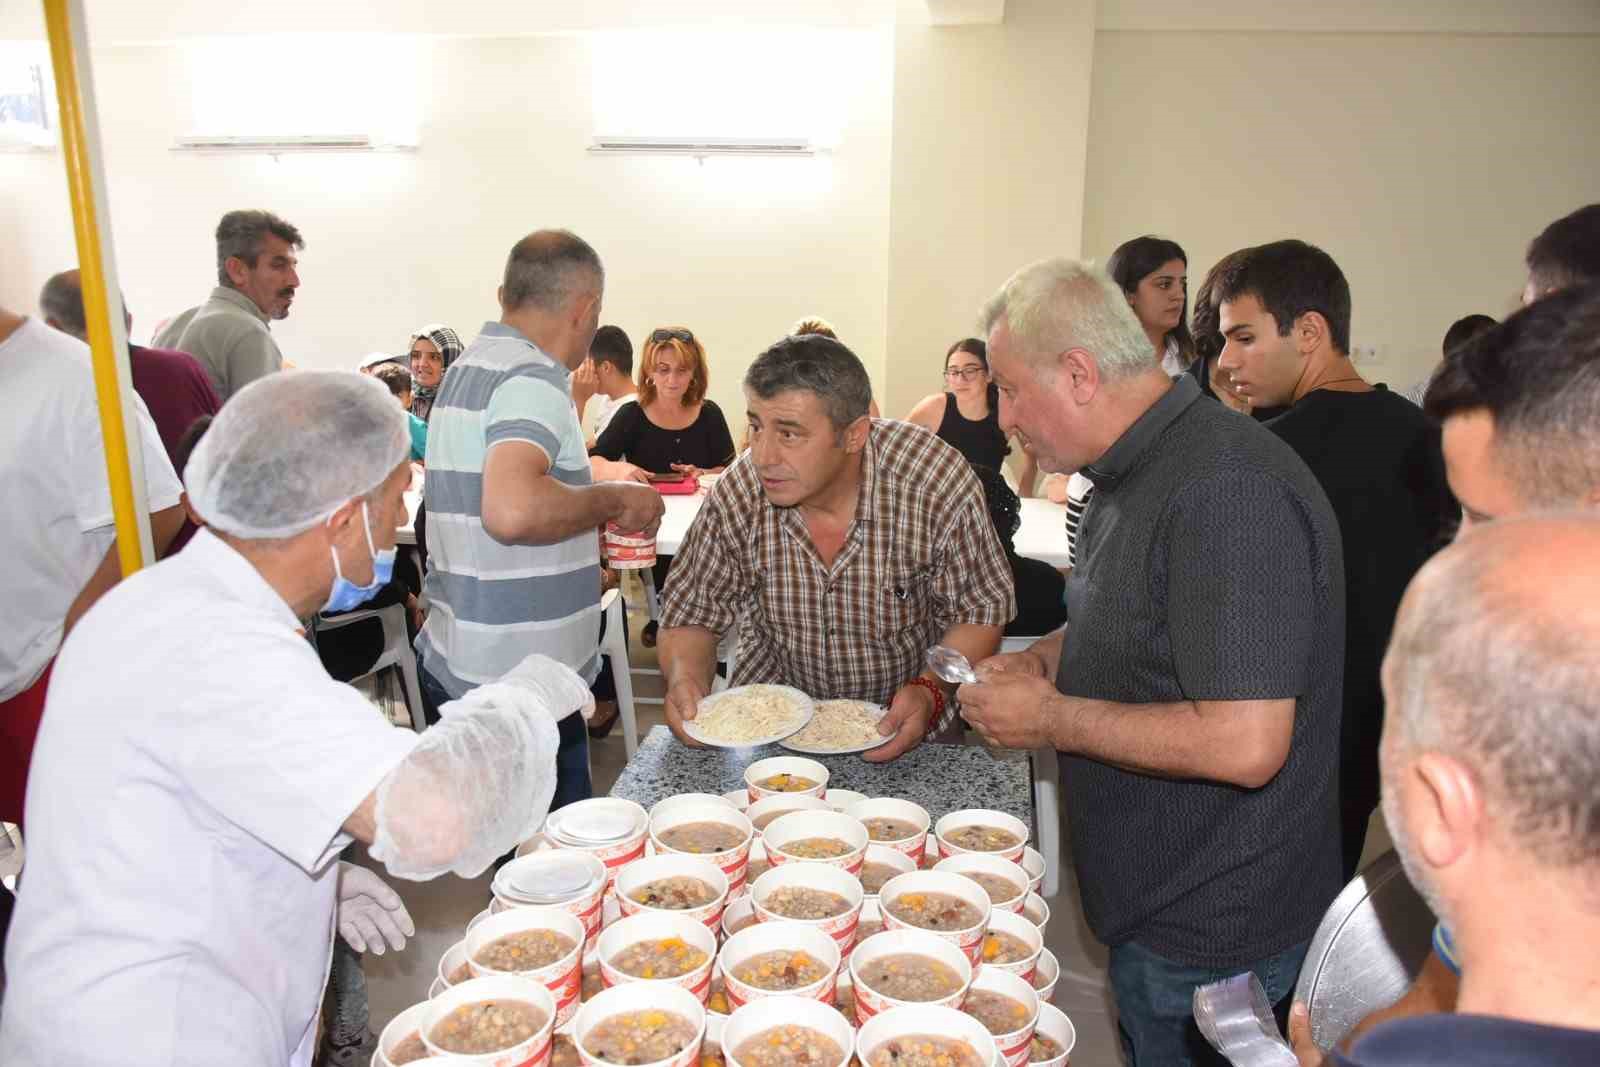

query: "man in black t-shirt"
xmin=1213 ymin=240 xmax=1457 ymax=879
xmin=960 ymin=258 xmax=1345 ymax=1067
xmin=1289 ymin=515 xmax=1600 ymax=1067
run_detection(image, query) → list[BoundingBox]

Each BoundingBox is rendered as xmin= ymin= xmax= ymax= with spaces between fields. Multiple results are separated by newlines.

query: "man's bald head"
xmin=39 ymin=269 xmax=129 ymax=343
xmin=1384 ymin=513 xmax=1600 ymax=871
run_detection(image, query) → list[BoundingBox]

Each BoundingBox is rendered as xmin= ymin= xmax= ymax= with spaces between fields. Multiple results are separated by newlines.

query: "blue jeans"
xmin=417 ymin=659 xmax=593 ymax=812
xmin=1107 ymin=937 xmax=1309 ymax=1067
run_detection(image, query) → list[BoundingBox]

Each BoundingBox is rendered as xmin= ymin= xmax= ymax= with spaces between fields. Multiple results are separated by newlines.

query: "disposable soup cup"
xmin=933 ymin=853 xmax=1029 ymax=914
xmin=720 ymin=895 xmax=757 ymax=941
xmin=421 ymin=975 xmax=557 ymax=1067
xmin=976 ymin=908 xmax=1043 ymax=983
xmin=746 ymin=794 xmax=831 ymax=836
xmin=933 ymin=810 xmax=1029 ymax=864
xmin=845 ymin=799 xmax=930 ymax=862
xmin=877 ymin=870 xmax=993 ymax=966
xmin=375 ymin=1000 xmax=431 ymax=1067
xmin=744 ymin=756 xmax=829 ymax=803
xmin=860 ymin=845 xmax=917 ymax=899
xmin=466 ymin=905 xmax=587 ymax=1025
xmin=1030 ymin=949 xmax=1060 ymax=1003
xmin=847 ymin=926 xmax=974 ymax=1026
xmin=961 ymin=964 xmax=1039 ymax=1067
xmin=615 ymin=854 xmax=730 ymax=933
xmin=437 ymin=939 xmax=472 ymax=990
xmin=597 ymin=911 xmax=718 ymax=1003
xmin=1030 ymin=1003 xmax=1076 ymax=1067
xmin=855 ymin=1004 xmax=997 ymax=1067
xmin=823 ymin=789 xmax=868 ymax=812
xmin=762 ymin=810 xmax=869 ymax=875
xmin=573 ymin=982 xmax=706 ymax=1067
xmin=651 ymin=793 xmax=738 ymax=823
xmin=718 ymin=919 xmax=842 ymax=1009
xmin=721 ymin=993 xmax=854 ymax=1067
xmin=493 ymin=851 xmax=610 ymax=946
xmin=1019 ymin=849 xmax=1045 ymax=895
xmin=649 ymin=803 xmax=756 ymax=896
xmin=1020 ymin=893 xmax=1050 ymax=931
xmin=545 ymin=799 xmax=651 ymax=895
xmin=749 ymin=863 xmax=863 ymax=960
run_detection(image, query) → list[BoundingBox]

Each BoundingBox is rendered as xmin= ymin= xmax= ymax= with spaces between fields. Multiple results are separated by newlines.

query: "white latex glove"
xmin=336 ymin=861 xmax=414 ymax=955
xmin=498 ymin=652 xmax=597 ymax=722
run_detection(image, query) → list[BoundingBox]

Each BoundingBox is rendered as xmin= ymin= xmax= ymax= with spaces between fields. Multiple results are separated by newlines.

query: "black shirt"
xmin=1058 ymin=375 xmax=1346 ymax=967
xmin=1006 ymin=554 xmax=1067 ymax=637
xmin=936 ymin=391 xmax=1009 ymax=470
xmin=591 ymin=399 xmax=736 ymax=475
xmin=1264 ymin=386 xmax=1456 ymax=869
xmin=1332 ymin=1014 xmax=1600 ymax=1066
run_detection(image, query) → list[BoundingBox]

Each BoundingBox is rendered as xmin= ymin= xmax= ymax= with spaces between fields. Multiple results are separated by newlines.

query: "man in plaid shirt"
xmin=658 ymin=333 xmax=1015 ymax=762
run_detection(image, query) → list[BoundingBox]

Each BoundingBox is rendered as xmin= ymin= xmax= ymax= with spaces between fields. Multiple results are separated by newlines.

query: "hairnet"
xmin=184 ymin=370 xmax=410 ymax=540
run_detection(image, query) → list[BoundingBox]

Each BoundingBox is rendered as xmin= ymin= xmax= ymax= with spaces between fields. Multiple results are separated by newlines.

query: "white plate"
xmin=780 ymin=700 xmax=892 ymax=755
xmin=684 ymin=684 xmax=816 ymax=749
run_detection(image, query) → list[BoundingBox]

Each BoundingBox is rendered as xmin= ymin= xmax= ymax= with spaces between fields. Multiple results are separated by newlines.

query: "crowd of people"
xmin=0 ymin=199 xmax=1597 ymax=1066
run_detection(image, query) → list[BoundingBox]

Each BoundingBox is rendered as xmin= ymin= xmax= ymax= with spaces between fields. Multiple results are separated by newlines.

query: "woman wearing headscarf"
xmin=408 ymin=324 xmax=463 ymax=423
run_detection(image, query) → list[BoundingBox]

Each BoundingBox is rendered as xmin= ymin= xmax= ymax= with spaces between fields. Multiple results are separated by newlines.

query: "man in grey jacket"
xmin=155 ymin=209 xmax=302 ymax=402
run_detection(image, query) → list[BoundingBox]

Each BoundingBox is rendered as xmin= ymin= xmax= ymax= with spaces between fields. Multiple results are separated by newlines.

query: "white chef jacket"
xmin=0 ymin=529 xmax=420 ymax=1067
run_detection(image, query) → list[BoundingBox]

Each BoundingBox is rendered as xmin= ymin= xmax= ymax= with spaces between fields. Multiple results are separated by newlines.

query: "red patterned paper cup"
xmin=436 ymin=939 xmax=470 ymax=991
xmin=1030 ymin=948 xmax=1060 ymax=1004
xmin=933 ymin=852 xmax=1029 ymax=914
xmin=964 ymin=962 xmax=1040 ymax=1067
xmin=720 ymin=894 xmax=757 ymax=942
xmin=1032 ymin=1001 xmax=1076 ymax=1067
xmin=466 ymin=906 xmax=588 ymax=1026
xmin=649 ymin=803 xmax=755 ymax=897
xmin=604 ymin=524 xmax=657 ymax=570
xmin=596 ymin=911 xmax=718 ymax=1004
xmin=847 ymin=931 xmax=974 ymax=1027
xmin=855 ymin=1004 xmax=996 ymax=1067
xmin=763 ymin=811 xmax=869 ymax=876
xmin=1020 ymin=848 xmax=1046 ymax=895
xmin=375 ymin=1000 xmax=431 ymax=1067
xmin=1021 ymin=892 xmax=1050 ymax=931
xmin=877 ymin=870 xmax=993 ymax=967
xmin=846 ymin=798 xmax=931 ymax=862
xmin=615 ymin=853 xmax=730 ymax=934
xmin=573 ymin=983 xmax=706 ymax=1067
xmin=721 ymin=993 xmax=854 ymax=1067
xmin=976 ymin=908 xmax=1044 ymax=983
xmin=749 ymin=864 xmax=863 ymax=961
xmin=544 ymin=799 xmax=651 ymax=897
xmin=421 ymin=975 xmax=557 ymax=1067
xmin=494 ymin=851 xmax=610 ymax=947
xmin=718 ymin=918 xmax=841 ymax=1009
xmin=933 ymin=809 xmax=1030 ymax=864
xmin=746 ymin=794 xmax=831 ymax=837
xmin=743 ymin=756 xmax=829 ymax=803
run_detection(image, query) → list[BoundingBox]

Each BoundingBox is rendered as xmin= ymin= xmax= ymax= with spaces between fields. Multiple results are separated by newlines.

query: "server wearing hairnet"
xmin=0 ymin=372 xmax=585 ymax=1067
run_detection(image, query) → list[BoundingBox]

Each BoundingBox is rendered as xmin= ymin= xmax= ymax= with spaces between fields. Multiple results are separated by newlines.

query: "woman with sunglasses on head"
xmin=592 ymin=327 xmax=735 ymax=645
xmin=906 ymin=338 xmax=1019 ymax=476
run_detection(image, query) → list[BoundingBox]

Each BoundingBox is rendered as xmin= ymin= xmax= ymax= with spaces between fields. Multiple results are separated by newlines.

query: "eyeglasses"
xmin=649 ymin=328 xmax=695 ymax=345
xmin=944 ymin=366 xmax=986 ymax=381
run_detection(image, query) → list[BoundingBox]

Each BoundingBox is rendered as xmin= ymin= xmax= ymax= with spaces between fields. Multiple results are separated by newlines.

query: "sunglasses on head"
xmin=650 ymin=328 xmax=695 ymax=345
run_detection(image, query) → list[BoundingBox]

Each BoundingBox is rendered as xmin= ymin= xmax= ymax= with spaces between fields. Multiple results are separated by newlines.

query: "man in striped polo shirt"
xmin=416 ymin=230 xmax=663 ymax=807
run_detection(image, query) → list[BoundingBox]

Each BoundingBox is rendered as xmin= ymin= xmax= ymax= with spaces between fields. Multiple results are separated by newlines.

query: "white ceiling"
xmin=2 ymin=0 xmax=1594 ymax=44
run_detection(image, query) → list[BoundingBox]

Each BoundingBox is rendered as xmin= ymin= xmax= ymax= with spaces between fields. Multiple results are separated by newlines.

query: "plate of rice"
xmin=779 ymin=699 xmax=891 ymax=755
xmin=685 ymin=684 xmax=816 ymax=748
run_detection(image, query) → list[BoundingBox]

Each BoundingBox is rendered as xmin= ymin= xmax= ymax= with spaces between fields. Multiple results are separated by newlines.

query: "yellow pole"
xmin=42 ymin=0 xmax=154 ymax=575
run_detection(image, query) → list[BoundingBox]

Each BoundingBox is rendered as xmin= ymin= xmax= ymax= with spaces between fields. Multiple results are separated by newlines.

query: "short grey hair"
xmin=216 ymin=210 xmax=303 ymax=287
xmin=40 ymin=270 xmax=88 ymax=339
xmin=502 ymin=229 xmax=605 ymax=313
xmin=1386 ymin=513 xmax=1600 ymax=869
xmin=979 ymin=258 xmax=1156 ymax=380
xmin=744 ymin=333 xmax=872 ymax=431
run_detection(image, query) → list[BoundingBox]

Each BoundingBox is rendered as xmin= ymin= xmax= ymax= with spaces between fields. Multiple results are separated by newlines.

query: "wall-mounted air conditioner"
xmin=588 ymin=135 xmax=817 ymax=158
xmin=171 ymin=133 xmax=415 ymax=153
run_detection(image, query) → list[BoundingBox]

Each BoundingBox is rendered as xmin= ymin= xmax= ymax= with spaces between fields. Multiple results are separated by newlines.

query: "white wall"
xmin=0 ymin=30 xmax=895 ymax=428
xmin=1081 ymin=29 xmax=1600 ymax=387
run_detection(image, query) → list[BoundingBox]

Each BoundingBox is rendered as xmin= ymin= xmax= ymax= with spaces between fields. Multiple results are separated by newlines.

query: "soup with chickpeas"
xmin=554 ymin=1034 xmax=582 ymax=1067
xmin=387 ymin=1033 xmax=428 ymax=1065
xmin=732 ymin=1024 xmax=844 ymax=1067
xmin=582 ymin=1010 xmax=699 ymax=1065
xmin=962 ymin=990 xmax=1032 ymax=1035
xmin=611 ymin=937 xmax=710 ymax=980
xmin=859 ymin=862 xmax=900 ymax=895
xmin=473 ymin=928 xmax=578 ymax=972
xmin=885 ymin=892 xmax=984 ymax=931
xmin=777 ymin=837 xmax=852 ymax=860
xmin=429 ymin=1000 xmax=548 ymax=1055
xmin=731 ymin=949 xmax=831 ymax=990
xmin=630 ymin=876 xmax=720 ymax=910
xmin=980 ymin=931 xmax=1034 ymax=965
xmin=659 ymin=822 xmax=747 ymax=854
xmin=854 ymin=953 xmax=964 ymax=1002
xmin=762 ymin=885 xmax=852 ymax=921
xmin=942 ymin=825 xmax=1020 ymax=853
xmin=862 ymin=817 xmax=922 ymax=843
xmin=866 ymin=1036 xmax=984 ymax=1067
xmin=1028 ymin=1033 xmax=1064 ymax=1062
xmin=959 ymin=872 xmax=1022 ymax=906
xmin=755 ymin=773 xmax=819 ymax=793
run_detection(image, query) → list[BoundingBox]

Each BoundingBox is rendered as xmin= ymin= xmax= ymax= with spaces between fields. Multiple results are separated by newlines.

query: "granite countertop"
xmin=609 ymin=725 xmax=1036 ymax=835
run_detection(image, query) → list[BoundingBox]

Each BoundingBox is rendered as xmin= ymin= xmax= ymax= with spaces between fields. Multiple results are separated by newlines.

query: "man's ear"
xmin=323 ymin=498 xmax=361 ymax=543
xmin=1411 ymin=750 xmax=1485 ymax=872
xmin=223 ymin=256 xmax=250 ymax=289
xmin=1059 ymin=347 xmax=1101 ymax=404
xmin=1293 ymin=311 xmax=1332 ymax=357
xmin=842 ymin=414 xmax=872 ymax=454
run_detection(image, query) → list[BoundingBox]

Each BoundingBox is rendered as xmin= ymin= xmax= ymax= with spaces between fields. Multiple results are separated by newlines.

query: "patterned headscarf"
xmin=409 ymin=323 xmax=463 ymax=422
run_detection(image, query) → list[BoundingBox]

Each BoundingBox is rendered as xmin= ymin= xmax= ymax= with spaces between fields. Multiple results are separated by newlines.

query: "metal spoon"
xmin=925 ymin=644 xmax=979 ymax=686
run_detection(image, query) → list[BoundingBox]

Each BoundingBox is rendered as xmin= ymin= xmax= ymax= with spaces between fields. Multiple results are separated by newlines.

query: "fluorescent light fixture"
xmin=171 ymin=133 xmax=415 ymax=153
xmin=588 ymin=135 xmax=817 ymax=158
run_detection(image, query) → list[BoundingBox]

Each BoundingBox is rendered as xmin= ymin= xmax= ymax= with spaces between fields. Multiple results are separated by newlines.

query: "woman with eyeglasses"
xmin=905 ymin=338 xmax=1012 ymax=474
xmin=592 ymin=326 xmax=735 ymax=645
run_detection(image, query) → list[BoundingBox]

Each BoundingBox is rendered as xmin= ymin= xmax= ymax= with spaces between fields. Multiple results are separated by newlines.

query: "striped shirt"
xmin=416 ymin=322 xmax=600 ymax=697
xmin=662 ymin=419 xmax=1016 ymax=709
xmin=1064 ymin=472 xmax=1095 ymax=568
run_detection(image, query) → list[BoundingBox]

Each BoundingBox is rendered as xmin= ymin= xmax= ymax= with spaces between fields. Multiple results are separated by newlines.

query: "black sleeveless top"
xmin=936 ymin=389 xmax=1008 ymax=470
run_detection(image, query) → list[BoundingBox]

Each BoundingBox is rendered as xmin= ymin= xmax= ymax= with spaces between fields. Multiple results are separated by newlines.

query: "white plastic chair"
xmin=998 ymin=634 xmax=1062 ymax=898
xmin=313 ymin=603 xmax=426 ymax=733
xmin=599 ymin=588 xmax=639 ymax=757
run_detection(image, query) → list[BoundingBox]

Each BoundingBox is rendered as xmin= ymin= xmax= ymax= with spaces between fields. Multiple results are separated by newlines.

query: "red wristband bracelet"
xmin=903 ymin=676 xmax=946 ymax=737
